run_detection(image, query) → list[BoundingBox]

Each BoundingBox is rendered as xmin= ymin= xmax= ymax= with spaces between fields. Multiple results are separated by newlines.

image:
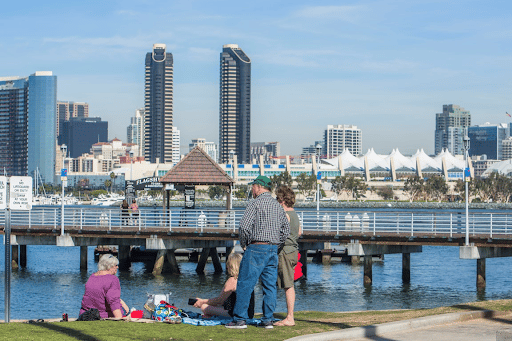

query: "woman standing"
xmin=120 ymin=200 xmax=129 ymax=226
xmin=79 ymin=254 xmax=128 ymax=319
xmin=274 ymin=186 xmax=302 ymax=327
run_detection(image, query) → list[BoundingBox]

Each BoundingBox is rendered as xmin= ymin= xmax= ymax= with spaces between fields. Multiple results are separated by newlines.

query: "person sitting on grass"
xmin=193 ymin=253 xmax=254 ymax=318
xmin=79 ymin=254 xmax=129 ymax=319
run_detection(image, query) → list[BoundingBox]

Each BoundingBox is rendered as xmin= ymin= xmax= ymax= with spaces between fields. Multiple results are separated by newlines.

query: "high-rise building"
xmin=28 ymin=72 xmax=57 ymax=184
xmin=0 ymin=78 xmax=28 ymax=176
xmin=468 ymin=123 xmax=509 ymax=160
xmin=59 ymin=117 xmax=108 ymax=158
xmin=172 ymin=126 xmax=180 ymax=165
xmin=127 ymin=108 xmax=145 ymax=157
xmin=219 ymin=44 xmax=251 ymax=164
xmin=435 ymin=104 xmax=471 ymax=155
xmin=324 ymin=124 xmax=362 ymax=158
xmin=144 ymin=44 xmax=174 ymax=163
xmin=189 ymin=138 xmax=218 ymax=161
xmin=57 ymin=101 xmax=89 ymax=137
xmin=301 ymin=141 xmax=324 ymax=161
xmin=250 ymin=142 xmax=280 ymax=163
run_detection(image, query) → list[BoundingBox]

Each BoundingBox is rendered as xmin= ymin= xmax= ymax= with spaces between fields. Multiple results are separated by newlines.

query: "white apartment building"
xmin=324 ymin=124 xmax=362 ymax=158
xmin=172 ymin=126 xmax=180 ymax=165
xmin=189 ymin=138 xmax=217 ymax=162
xmin=127 ymin=108 xmax=145 ymax=157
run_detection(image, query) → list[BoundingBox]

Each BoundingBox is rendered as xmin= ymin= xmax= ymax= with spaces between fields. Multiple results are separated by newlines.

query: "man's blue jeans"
xmin=232 ymin=244 xmax=278 ymax=323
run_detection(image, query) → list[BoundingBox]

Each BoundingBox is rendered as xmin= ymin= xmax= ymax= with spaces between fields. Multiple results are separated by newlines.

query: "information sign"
xmin=9 ymin=176 xmax=32 ymax=210
xmin=184 ymin=186 xmax=195 ymax=209
xmin=0 ymin=176 xmax=6 ymax=210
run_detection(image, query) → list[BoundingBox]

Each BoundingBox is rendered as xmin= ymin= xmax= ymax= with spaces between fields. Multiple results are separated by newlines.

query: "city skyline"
xmin=2 ymin=1 xmax=512 ymax=156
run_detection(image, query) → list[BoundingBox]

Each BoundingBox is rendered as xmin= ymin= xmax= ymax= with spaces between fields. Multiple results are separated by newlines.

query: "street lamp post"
xmin=315 ymin=144 xmax=322 ymax=212
xmin=463 ymin=135 xmax=470 ymax=246
xmin=60 ymin=144 xmax=67 ymax=236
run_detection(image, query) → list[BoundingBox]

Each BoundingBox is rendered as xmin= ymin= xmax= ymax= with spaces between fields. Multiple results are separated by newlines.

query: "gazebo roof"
xmin=159 ymin=146 xmax=234 ymax=186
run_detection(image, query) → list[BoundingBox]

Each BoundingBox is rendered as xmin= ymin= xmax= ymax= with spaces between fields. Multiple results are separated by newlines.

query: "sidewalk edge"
xmin=285 ymin=309 xmax=509 ymax=341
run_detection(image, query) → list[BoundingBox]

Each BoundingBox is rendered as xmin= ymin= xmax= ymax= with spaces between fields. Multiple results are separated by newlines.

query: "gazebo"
xmin=157 ymin=147 xmax=235 ymax=275
xmin=159 ymin=146 xmax=234 ymax=209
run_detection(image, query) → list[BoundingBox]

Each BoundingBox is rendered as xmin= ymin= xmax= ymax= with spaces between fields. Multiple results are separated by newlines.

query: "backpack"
xmin=77 ymin=308 xmax=101 ymax=321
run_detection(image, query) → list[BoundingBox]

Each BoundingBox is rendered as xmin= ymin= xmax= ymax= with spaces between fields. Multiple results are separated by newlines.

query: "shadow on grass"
xmin=291 ymin=315 xmax=398 ymax=341
xmin=25 ymin=322 xmax=99 ymax=341
xmin=452 ymin=304 xmax=512 ymax=326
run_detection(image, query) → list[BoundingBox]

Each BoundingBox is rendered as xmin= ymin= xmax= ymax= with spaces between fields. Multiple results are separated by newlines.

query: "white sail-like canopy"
xmin=360 ymin=148 xmax=389 ymax=171
xmin=410 ymin=149 xmax=441 ymax=172
xmin=386 ymin=148 xmax=415 ymax=171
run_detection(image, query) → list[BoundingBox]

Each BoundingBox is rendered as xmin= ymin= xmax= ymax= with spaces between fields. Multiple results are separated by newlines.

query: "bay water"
xmin=2 ymin=242 xmax=512 ymax=321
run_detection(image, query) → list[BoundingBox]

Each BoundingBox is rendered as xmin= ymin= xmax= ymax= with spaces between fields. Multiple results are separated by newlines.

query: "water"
xmin=2 ymin=242 xmax=512 ymax=321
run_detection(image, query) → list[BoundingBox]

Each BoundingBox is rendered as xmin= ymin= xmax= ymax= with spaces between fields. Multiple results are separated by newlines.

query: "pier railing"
xmin=1 ymin=207 xmax=512 ymax=238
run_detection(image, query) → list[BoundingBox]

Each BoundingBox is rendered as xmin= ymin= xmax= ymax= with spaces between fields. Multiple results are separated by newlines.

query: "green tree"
xmin=424 ymin=175 xmax=448 ymax=202
xmin=270 ymin=171 xmax=292 ymax=190
xmin=208 ymin=185 xmax=226 ymax=200
xmin=403 ymin=175 xmax=424 ymax=202
xmin=377 ymin=186 xmax=394 ymax=200
xmin=295 ymin=173 xmax=316 ymax=200
xmin=104 ymin=180 xmax=112 ymax=191
xmin=234 ymin=185 xmax=249 ymax=200
xmin=331 ymin=175 xmax=366 ymax=200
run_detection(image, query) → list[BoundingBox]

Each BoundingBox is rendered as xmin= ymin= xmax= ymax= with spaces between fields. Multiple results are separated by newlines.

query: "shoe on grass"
xmin=257 ymin=320 xmax=274 ymax=329
xmin=225 ymin=320 xmax=247 ymax=329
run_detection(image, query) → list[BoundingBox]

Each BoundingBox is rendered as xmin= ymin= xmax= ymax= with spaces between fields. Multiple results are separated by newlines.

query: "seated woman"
xmin=193 ymin=253 xmax=254 ymax=318
xmin=79 ymin=254 xmax=129 ymax=319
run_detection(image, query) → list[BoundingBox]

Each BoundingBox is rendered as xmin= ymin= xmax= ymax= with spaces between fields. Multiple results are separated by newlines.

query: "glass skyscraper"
xmin=0 ymin=78 xmax=28 ymax=176
xmin=28 ymin=72 xmax=57 ymax=184
xmin=468 ymin=123 xmax=509 ymax=160
xmin=219 ymin=44 xmax=251 ymax=164
xmin=434 ymin=104 xmax=471 ymax=155
xmin=144 ymin=44 xmax=174 ymax=163
xmin=0 ymin=72 xmax=56 ymax=183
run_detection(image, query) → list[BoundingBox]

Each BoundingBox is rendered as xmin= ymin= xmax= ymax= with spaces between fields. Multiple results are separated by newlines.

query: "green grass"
xmin=2 ymin=300 xmax=512 ymax=341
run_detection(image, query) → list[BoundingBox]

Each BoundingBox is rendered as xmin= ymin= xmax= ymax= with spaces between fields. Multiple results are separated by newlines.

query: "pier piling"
xmin=19 ymin=245 xmax=26 ymax=268
xmin=118 ymin=245 xmax=131 ymax=271
xmin=402 ymin=253 xmax=411 ymax=284
xmin=477 ymin=259 xmax=486 ymax=288
xmin=165 ymin=250 xmax=180 ymax=274
xmin=80 ymin=246 xmax=87 ymax=270
xmin=11 ymin=245 xmax=19 ymax=269
xmin=364 ymin=255 xmax=372 ymax=286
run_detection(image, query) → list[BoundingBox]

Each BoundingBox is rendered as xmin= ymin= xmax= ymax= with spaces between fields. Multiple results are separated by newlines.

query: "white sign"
xmin=0 ymin=176 xmax=6 ymax=210
xmin=9 ymin=176 xmax=32 ymax=210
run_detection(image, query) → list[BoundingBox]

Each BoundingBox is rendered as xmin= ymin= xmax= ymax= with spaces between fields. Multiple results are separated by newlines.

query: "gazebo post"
xmin=226 ymin=184 xmax=232 ymax=210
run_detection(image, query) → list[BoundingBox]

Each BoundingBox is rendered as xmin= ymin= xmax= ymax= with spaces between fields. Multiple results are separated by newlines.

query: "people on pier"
xmin=274 ymin=186 xmax=302 ymax=327
xmin=193 ymin=253 xmax=255 ymax=318
xmin=130 ymin=199 xmax=139 ymax=225
xmin=79 ymin=254 xmax=129 ymax=319
xmin=225 ymin=175 xmax=290 ymax=329
xmin=121 ymin=200 xmax=129 ymax=226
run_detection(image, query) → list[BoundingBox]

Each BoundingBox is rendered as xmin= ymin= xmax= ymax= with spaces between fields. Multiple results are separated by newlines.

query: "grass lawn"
xmin=1 ymin=300 xmax=512 ymax=341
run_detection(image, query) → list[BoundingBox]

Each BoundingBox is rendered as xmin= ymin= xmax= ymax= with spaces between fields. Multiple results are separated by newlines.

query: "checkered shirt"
xmin=238 ymin=192 xmax=290 ymax=249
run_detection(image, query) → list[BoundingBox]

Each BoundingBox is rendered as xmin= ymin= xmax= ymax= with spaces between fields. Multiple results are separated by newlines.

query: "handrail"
xmin=2 ymin=207 xmax=512 ymax=237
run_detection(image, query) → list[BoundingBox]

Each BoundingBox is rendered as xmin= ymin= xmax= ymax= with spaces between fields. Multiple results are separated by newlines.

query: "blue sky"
xmin=2 ymin=0 xmax=511 ymax=156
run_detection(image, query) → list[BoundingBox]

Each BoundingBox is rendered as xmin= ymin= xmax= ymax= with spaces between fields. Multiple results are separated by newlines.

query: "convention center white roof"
xmin=321 ymin=148 xmax=465 ymax=174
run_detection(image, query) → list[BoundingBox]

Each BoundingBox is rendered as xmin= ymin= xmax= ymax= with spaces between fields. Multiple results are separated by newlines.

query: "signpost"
xmin=3 ymin=176 xmax=32 ymax=323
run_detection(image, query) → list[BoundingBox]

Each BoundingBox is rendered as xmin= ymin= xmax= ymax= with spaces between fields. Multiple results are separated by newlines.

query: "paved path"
xmin=350 ymin=316 xmax=512 ymax=341
xmin=287 ymin=311 xmax=512 ymax=341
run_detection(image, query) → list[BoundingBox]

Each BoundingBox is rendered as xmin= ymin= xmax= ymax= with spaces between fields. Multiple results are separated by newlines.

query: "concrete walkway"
xmin=286 ymin=310 xmax=512 ymax=341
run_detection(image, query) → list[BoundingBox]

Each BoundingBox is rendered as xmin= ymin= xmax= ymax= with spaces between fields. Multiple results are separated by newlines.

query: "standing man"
xmin=225 ymin=175 xmax=290 ymax=329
